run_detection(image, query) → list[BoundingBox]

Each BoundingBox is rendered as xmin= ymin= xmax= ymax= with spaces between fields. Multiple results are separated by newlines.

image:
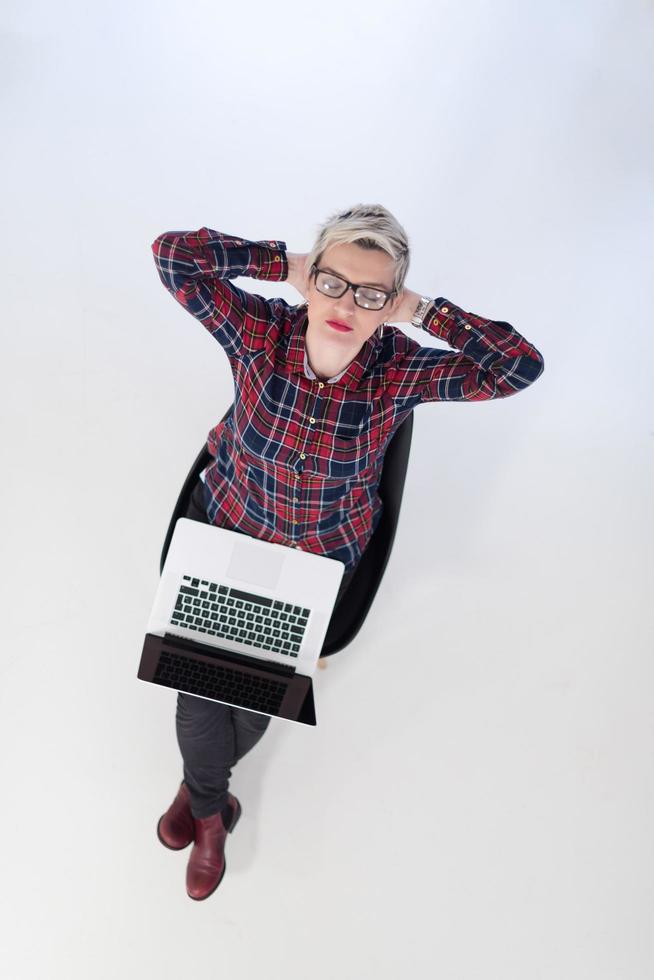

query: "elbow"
xmin=530 ymin=353 xmax=545 ymax=383
xmin=151 ymin=231 xmax=170 ymax=256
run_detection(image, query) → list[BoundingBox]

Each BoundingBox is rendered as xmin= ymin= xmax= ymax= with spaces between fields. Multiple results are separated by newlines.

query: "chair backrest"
xmin=321 ymin=408 xmax=413 ymax=654
xmin=160 ymin=405 xmax=414 ymax=656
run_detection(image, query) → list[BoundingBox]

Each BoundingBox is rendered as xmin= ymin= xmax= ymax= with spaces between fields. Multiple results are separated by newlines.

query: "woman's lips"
xmin=326 ymin=320 xmax=353 ymax=332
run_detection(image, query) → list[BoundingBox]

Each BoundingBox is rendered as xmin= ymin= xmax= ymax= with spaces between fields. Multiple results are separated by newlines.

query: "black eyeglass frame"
xmin=310 ymin=263 xmax=398 ymax=311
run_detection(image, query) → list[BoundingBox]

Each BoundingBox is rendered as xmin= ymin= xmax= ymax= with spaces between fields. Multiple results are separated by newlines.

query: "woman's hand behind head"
xmin=285 ymin=252 xmax=311 ymax=301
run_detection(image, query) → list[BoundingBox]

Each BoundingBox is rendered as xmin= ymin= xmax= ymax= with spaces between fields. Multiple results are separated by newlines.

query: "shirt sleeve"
xmin=151 ymin=226 xmax=290 ymax=358
xmin=387 ymin=298 xmax=545 ymax=406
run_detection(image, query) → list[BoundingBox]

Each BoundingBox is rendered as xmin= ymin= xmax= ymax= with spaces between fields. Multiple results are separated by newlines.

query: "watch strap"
xmin=410 ymin=295 xmax=433 ymax=328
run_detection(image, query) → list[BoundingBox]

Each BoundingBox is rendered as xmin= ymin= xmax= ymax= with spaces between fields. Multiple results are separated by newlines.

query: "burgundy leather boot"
xmin=186 ymin=793 xmax=242 ymax=901
xmin=157 ymin=781 xmax=194 ymax=850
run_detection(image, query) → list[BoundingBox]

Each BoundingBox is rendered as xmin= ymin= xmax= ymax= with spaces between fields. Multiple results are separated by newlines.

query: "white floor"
xmin=2 ymin=0 xmax=653 ymax=975
xmin=2 ymin=422 xmax=653 ymax=979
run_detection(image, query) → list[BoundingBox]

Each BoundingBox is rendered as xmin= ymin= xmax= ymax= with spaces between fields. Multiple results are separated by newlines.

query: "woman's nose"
xmin=334 ymin=287 xmax=357 ymax=317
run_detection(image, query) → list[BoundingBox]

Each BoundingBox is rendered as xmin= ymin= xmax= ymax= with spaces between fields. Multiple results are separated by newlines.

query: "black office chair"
xmin=160 ymin=406 xmax=414 ymax=657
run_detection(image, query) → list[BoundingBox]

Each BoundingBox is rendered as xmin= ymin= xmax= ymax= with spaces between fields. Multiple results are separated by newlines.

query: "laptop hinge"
xmin=162 ymin=632 xmax=296 ymax=677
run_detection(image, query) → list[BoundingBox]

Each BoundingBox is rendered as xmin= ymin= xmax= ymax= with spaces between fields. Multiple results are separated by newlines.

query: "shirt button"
xmin=273 ymin=255 xmax=280 ymax=261
xmin=300 ymin=453 xmax=306 ymax=460
xmin=293 ymin=496 xmax=299 ymax=502
xmin=318 ymin=382 xmax=324 ymax=388
xmin=292 ymin=519 xmax=298 ymax=525
xmin=309 ymin=417 xmax=315 ymax=424
xmin=441 ymin=306 xmax=449 ymax=314
xmin=463 ymin=322 xmax=472 ymax=330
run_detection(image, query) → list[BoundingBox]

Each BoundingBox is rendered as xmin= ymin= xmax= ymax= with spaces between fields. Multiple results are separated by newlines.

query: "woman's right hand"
xmin=285 ymin=252 xmax=311 ymax=301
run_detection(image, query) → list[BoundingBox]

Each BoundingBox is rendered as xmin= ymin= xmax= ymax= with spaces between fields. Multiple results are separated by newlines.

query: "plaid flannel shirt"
xmin=151 ymin=227 xmax=545 ymax=573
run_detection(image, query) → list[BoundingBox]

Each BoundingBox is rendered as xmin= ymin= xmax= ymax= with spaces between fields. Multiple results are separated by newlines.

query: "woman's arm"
xmin=151 ymin=227 xmax=289 ymax=357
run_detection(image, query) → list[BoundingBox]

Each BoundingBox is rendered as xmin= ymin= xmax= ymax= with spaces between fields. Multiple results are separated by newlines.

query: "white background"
xmin=1 ymin=0 xmax=653 ymax=977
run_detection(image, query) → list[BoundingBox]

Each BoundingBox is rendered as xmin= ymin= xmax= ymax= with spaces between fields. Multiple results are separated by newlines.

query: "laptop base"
xmin=137 ymin=632 xmax=317 ymax=726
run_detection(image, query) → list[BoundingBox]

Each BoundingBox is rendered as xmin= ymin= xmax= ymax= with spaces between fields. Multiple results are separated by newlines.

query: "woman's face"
xmin=304 ymin=242 xmax=404 ymax=356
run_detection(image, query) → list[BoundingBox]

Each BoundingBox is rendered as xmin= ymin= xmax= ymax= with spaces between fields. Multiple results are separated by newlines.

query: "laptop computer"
xmin=137 ymin=517 xmax=346 ymax=726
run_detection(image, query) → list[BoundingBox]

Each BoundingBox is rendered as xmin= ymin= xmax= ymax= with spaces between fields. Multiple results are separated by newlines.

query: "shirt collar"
xmin=303 ymin=347 xmax=348 ymax=383
xmin=285 ymin=305 xmax=382 ymax=388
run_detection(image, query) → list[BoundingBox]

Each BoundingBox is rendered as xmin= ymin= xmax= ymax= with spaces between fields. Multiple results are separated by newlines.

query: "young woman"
xmin=150 ymin=203 xmax=545 ymax=900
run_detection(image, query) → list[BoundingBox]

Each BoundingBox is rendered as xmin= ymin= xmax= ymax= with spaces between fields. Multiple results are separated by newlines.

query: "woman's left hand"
xmin=387 ymin=287 xmax=424 ymax=324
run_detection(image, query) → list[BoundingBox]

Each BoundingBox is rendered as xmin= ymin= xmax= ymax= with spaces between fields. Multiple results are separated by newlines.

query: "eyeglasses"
xmin=310 ymin=264 xmax=397 ymax=311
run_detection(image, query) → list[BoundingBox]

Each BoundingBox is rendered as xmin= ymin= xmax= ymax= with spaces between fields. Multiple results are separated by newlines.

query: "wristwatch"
xmin=410 ymin=295 xmax=433 ymax=328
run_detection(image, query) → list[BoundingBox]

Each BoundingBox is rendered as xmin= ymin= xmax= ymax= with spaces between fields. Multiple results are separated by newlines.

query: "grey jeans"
xmin=174 ymin=476 xmax=355 ymax=818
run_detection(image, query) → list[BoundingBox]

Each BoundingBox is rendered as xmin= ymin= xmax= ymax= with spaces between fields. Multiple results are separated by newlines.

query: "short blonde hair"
xmin=304 ymin=202 xmax=410 ymax=297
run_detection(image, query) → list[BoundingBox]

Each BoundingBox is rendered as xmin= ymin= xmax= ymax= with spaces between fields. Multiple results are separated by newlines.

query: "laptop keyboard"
xmin=170 ymin=576 xmax=310 ymax=659
xmin=153 ymin=649 xmax=287 ymax=714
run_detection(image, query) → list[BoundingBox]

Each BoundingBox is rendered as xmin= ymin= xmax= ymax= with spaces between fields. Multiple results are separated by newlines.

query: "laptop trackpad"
xmin=227 ymin=539 xmax=285 ymax=590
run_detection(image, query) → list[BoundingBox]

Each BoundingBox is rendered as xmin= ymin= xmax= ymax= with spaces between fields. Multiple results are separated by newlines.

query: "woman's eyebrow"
xmin=323 ymin=266 xmax=391 ymax=290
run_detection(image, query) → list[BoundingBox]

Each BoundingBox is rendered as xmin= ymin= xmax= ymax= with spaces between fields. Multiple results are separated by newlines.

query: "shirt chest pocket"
xmin=231 ymin=379 xmax=297 ymax=469
xmin=311 ymin=402 xmax=377 ymax=482
xmin=332 ymin=401 xmax=373 ymax=443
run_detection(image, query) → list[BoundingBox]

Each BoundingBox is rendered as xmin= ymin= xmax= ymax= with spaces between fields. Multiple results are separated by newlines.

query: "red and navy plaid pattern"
xmin=152 ymin=227 xmax=545 ymax=572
